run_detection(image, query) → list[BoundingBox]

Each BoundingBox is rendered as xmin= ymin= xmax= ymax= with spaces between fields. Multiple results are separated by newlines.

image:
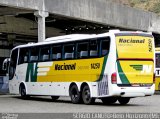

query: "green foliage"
xmin=150 ymin=2 xmax=160 ymax=13
xmin=129 ymin=0 xmax=140 ymax=7
xmin=127 ymin=0 xmax=160 ymax=14
xmin=129 ymin=0 xmax=149 ymax=7
xmin=139 ymin=0 xmax=149 ymax=2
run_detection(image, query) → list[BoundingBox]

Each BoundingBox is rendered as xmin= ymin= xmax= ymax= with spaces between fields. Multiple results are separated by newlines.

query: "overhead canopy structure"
xmin=0 ymin=0 xmax=159 ymax=31
xmin=0 ymin=0 xmax=159 ymax=46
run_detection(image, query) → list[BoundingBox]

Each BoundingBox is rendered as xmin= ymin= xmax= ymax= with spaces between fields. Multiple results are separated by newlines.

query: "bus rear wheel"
xmin=118 ymin=97 xmax=130 ymax=105
xmin=69 ymin=85 xmax=82 ymax=104
xmin=101 ymin=97 xmax=117 ymax=104
xmin=51 ymin=96 xmax=59 ymax=101
xmin=82 ymin=85 xmax=95 ymax=105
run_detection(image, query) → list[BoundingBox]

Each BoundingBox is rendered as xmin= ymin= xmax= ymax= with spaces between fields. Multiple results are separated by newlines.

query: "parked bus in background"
xmin=8 ymin=30 xmax=155 ymax=105
xmin=0 ymin=58 xmax=10 ymax=93
xmin=155 ymin=48 xmax=160 ymax=91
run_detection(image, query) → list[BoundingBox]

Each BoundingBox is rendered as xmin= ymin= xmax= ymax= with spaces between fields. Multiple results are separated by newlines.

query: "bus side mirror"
xmin=2 ymin=63 xmax=7 ymax=71
xmin=2 ymin=58 xmax=10 ymax=71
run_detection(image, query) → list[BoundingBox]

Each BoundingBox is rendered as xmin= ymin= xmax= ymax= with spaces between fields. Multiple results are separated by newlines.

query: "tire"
xmin=51 ymin=96 xmax=59 ymax=101
xmin=69 ymin=85 xmax=82 ymax=104
xmin=82 ymin=85 xmax=95 ymax=105
xmin=19 ymin=84 xmax=29 ymax=99
xmin=101 ymin=97 xmax=117 ymax=104
xmin=118 ymin=97 xmax=130 ymax=105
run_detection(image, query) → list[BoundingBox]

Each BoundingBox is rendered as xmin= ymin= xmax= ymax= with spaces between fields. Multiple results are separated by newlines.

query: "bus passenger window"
xmin=30 ymin=47 xmax=39 ymax=62
xmin=64 ymin=44 xmax=75 ymax=59
xmin=19 ymin=48 xmax=29 ymax=64
xmin=89 ymin=40 xmax=98 ymax=57
xmin=100 ymin=37 xmax=110 ymax=56
xmin=77 ymin=42 xmax=88 ymax=58
xmin=52 ymin=45 xmax=62 ymax=60
xmin=40 ymin=46 xmax=50 ymax=61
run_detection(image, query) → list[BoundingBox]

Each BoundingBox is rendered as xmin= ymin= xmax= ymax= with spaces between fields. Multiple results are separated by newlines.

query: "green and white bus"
xmin=8 ymin=30 xmax=155 ymax=105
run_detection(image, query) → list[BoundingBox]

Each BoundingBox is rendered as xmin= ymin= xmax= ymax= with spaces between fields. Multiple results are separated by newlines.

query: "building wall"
xmin=0 ymin=0 xmax=160 ymax=33
xmin=0 ymin=49 xmax=10 ymax=57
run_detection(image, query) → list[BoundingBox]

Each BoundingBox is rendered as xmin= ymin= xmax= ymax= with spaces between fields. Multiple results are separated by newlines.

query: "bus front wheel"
xmin=69 ymin=85 xmax=82 ymax=104
xmin=82 ymin=85 xmax=95 ymax=105
xmin=118 ymin=97 xmax=130 ymax=105
xmin=19 ymin=84 xmax=29 ymax=99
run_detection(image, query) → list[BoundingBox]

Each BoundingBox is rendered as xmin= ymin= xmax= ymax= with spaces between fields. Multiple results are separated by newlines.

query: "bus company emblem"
xmin=130 ymin=65 xmax=143 ymax=71
xmin=55 ymin=63 xmax=76 ymax=70
xmin=119 ymin=39 xmax=145 ymax=43
xmin=130 ymin=65 xmax=152 ymax=73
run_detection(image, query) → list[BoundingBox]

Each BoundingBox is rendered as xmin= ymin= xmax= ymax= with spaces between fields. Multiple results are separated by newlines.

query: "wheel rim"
xmin=70 ymin=85 xmax=82 ymax=104
xmin=22 ymin=89 xmax=25 ymax=96
xmin=20 ymin=87 xmax=26 ymax=97
xmin=83 ymin=89 xmax=90 ymax=102
xmin=71 ymin=88 xmax=78 ymax=101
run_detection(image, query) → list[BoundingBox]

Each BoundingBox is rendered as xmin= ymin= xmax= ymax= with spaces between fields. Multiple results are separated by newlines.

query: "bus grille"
xmin=98 ymin=81 xmax=108 ymax=96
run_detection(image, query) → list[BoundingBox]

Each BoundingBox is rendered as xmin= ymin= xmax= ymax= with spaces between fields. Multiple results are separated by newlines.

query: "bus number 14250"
xmin=91 ymin=63 xmax=100 ymax=69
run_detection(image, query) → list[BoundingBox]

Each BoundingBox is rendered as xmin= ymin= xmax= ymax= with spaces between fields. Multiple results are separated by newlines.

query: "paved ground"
xmin=0 ymin=94 xmax=160 ymax=113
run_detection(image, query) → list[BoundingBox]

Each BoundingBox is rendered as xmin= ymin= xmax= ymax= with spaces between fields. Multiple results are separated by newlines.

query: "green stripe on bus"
xmin=25 ymin=63 xmax=38 ymax=82
xmin=116 ymin=51 xmax=130 ymax=84
xmin=117 ymin=60 xmax=130 ymax=84
xmin=96 ymin=55 xmax=108 ymax=82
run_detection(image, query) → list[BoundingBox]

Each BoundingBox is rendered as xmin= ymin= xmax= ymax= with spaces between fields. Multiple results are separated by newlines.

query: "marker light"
xmin=111 ymin=72 xmax=117 ymax=84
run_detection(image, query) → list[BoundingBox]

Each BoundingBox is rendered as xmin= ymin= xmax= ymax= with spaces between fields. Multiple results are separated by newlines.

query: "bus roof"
xmin=12 ymin=30 xmax=153 ymax=50
xmin=45 ymin=34 xmax=96 ymax=42
xmin=13 ymin=33 xmax=100 ymax=49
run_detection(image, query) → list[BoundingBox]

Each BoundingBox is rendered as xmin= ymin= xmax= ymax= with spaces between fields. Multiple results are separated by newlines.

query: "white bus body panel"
xmin=9 ymin=30 xmax=155 ymax=98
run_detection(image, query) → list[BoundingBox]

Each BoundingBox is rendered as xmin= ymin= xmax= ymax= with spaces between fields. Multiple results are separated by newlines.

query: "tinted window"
xmin=156 ymin=53 xmax=160 ymax=68
xmin=77 ymin=42 xmax=89 ymax=58
xmin=64 ymin=44 xmax=75 ymax=59
xmin=19 ymin=48 xmax=29 ymax=64
xmin=89 ymin=39 xmax=99 ymax=57
xmin=40 ymin=46 xmax=50 ymax=61
xmin=9 ymin=49 xmax=18 ymax=80
xmin=99 ymin=37 xmax=110 ymax=56
xmin=30 ymin=47 xmax=39 ymax=62
xmin=52 ymin=45 xmax=62 ymax=60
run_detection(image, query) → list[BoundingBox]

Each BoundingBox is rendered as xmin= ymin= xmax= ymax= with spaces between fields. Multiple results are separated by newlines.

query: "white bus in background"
xmin=8 ymin=30 xmax=155 ymax=105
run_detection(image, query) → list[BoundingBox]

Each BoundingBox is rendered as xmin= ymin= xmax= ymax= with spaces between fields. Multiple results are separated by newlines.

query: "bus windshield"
xmin=156 ymin=53 xmax=160 ymax=68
